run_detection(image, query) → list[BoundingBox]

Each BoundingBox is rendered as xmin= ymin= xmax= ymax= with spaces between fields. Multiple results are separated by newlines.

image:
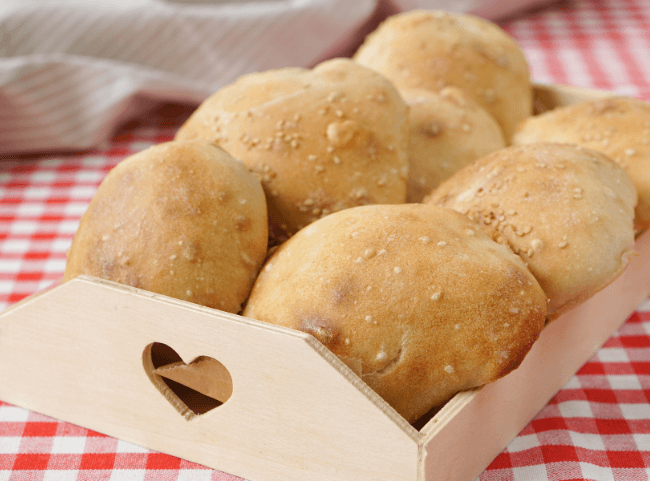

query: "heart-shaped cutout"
xmin=143 ymin=342 xmax=233 ymax=420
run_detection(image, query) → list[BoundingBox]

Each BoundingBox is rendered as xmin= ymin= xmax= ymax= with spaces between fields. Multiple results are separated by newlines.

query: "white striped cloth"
xmin=0 ymin=0 xmax=553 ymax=156
xmin=0 ymin=0 xmax=377 ymax=155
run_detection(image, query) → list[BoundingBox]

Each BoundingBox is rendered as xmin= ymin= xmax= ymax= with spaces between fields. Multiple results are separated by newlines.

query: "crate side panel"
xmin=420 ymin=229 xmax=650 ymax=481
xmin=0 ymin=278 xmax=418 ymax=481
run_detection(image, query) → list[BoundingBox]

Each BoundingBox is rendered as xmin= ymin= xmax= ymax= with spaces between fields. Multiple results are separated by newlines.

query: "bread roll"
xmin=176 ymin=58 xmax=409 ymax=243
xmin=402 ymin=87 xmax=506 ymax=202
xmin=64 ymin=139 xmax=268 ymax=313
xmin=427 ymin=143 xmax=636 ymax=320
xmin=243 ymin=204 xmax=547 ymax=422
xmin=353 ymin=10 xmax=532 ymax=141
xmin=513 ymin=96 xmax=650 ymax=232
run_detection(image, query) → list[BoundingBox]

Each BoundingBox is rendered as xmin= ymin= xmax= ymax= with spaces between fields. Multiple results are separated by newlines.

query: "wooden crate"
xmin=1 ymin=84 xmax=648 ymax=481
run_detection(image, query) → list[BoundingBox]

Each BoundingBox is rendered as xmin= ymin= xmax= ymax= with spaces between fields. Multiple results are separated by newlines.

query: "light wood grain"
xmin=418 ymin=215 xmax=650 ymax=481
xmin=0 ymin=276 xmax=418 ymax=481
xmin=153 ymin=356 xmax=233 ymax=403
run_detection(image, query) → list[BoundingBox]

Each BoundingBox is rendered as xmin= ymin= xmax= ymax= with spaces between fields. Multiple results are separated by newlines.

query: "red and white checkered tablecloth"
xmin=2 ymin=0 xmax=650 ymax=480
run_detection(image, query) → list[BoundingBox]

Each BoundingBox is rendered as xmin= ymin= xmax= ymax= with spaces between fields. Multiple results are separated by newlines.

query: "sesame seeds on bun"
xmin=243 ymin=204 xmax=547 ymax=422
xmin=427 ymin=143 xmax=636 ymax=320
xmin=513 ymin=96 xmax=650 ymax=232
xmin=176 ymin=58 xmax=409 ymax=244
xmin=354 ymin=10 xmax=532 ymax=141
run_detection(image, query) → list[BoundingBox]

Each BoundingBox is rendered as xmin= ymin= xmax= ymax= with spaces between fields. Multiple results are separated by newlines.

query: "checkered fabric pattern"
xmin=0 ymin=105 xmax=187 ymax=312
xmin=0 ymin=406 xmax=242 ymax=481
xmin=481 ymin=306 xmax=650 ymax=481
xmin=504 ymin=0 xmax=650 ymax=100
xmin=1 ymin=0 xmax=650 ymax=480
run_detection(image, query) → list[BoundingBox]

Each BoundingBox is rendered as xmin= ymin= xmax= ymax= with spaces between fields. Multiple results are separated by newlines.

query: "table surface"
xmin=2 ymin=0 xmax=650 ymax=480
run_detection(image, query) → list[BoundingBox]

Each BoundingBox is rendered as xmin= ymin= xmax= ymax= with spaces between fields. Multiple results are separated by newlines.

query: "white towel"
xmin=0 ymin=0 xmax=550 ymax=155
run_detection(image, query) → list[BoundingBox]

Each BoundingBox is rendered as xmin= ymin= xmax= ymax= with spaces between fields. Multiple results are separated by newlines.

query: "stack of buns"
xmin=63 ymin=9 xmax=647 ymax=424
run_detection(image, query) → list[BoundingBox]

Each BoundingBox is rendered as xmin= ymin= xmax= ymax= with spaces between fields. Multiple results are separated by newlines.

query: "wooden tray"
xmin=1 ymin=84 xmax=648 ymax=481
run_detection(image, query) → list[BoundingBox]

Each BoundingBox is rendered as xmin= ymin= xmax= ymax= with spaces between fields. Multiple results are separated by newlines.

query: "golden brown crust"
xmin=353 ymin=10 xmax=532 ymax=141
xmin=513 ymin=96 xmax=650 ymax=232
xmin=402 ymin=87 xmax=506 ymax=202
xmin=242 ymin=204 xmax=546 ymax=422
xmin=427 ymin=143 xmax=636 ymax=320
xmin=175 ymin=58 xmax=409 ymax=243
xmin=64 ymin=139 xmax=268 ymax=313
